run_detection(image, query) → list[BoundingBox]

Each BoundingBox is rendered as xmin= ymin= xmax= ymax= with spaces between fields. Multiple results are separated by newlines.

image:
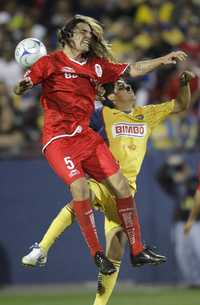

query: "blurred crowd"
xmin=0 ymin=0 xmax=200 ymax=159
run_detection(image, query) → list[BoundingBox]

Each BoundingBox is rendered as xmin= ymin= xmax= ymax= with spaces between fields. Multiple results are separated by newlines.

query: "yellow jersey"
xmin=101 ymin=100 xmax=175 ymax=191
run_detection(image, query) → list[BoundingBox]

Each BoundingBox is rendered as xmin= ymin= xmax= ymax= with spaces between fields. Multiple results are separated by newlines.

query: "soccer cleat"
xmin=94 ymin=251 xmax=116 ymax=275
xmin=22 ymin=243 xmax=47 ymax=267
xmin=130 ymin=247 xmax=167 ymax=267
xmin=144 ymin=246 xmax=167 ymax=262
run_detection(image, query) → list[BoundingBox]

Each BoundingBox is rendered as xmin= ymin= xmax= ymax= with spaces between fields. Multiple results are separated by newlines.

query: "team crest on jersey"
xmin=95 ymin=64 xmax=103 ymax=77
xmin=112 ymin=122 xmax=146 ymax=138
xmin=61 ymin=66 xmax=76 ymax=73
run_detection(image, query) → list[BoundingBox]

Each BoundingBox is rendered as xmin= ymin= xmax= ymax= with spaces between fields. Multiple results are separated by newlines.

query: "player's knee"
xmin=112 ymin=174 xmax=131 ymax=198
xmin=108 ymin=244 xmax=124 ymax=261
xmin=70 ymin=178 xmax=90 ymax=200
xmin=117 ymin=180 xmax=131 ymax=198
xmin=106 ymin=231 xmax=125 ymax=261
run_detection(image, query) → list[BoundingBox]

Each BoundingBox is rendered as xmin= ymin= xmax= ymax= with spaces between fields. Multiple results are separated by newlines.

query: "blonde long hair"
xmin=57 ymin=15 xmax=117 ymax=62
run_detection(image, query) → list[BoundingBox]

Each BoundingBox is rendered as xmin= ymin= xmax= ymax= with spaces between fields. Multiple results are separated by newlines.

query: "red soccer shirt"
xmin=27 ymin=50 xmax=128 ymax=149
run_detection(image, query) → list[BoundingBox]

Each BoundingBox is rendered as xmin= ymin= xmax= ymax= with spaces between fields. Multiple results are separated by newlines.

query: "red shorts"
xmin=44 ymin=129 xmax=119 ymax=185
xmin=197 ymin=183 xmax=200 ymax=192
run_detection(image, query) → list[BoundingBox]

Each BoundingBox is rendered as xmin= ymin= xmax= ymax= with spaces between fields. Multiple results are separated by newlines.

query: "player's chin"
xmin=128 ymin=92 xmax=135 ymax=99
xmin=81 ymin=44 xmax=89 ymax=52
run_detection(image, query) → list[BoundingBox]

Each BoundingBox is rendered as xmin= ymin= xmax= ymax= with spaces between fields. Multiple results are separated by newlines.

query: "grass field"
xmin=0 ymin=285 xmax=200 ymax=305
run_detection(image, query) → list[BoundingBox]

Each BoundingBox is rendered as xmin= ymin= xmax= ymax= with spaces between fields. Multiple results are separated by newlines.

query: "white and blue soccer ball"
xmin=15 ymin=38 xmax=47 ymax=69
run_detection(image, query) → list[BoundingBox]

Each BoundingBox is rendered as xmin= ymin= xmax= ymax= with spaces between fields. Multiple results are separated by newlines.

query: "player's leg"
xmin=22 ymin=203 xmax=74 ymax=266
xmin=44 ymin=140 xmax=116 ymax=275
xmin=102 ymin=170 xmax=145 ymax=257
xmin=104 ymin=173 xmax=167 ymax=265
xmin=83 ymin=140 xmax=143 ymax=259
xmin=21 ymin=179 xmax=112 ymax=269
xmin=91 ymin=178 xmax=167 ymax=266
xmin=85 ymin=141 xmax=144 ymax=259
xmin=93 ymin=212 xmax=125 ymax=305
xmin=90 ymin=183 xmax=134 ymax=305
xmin=22 ymin=182 xmax=99 ymax=267
xmin=39 ymin=205 xmax=74 ymax=253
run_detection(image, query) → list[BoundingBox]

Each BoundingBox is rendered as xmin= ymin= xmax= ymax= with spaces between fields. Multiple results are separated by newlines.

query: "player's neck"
xmin=63 ymin=46 xmax=86 ymax=63
xmin=116 ymin=104 xmax=135 ymax=113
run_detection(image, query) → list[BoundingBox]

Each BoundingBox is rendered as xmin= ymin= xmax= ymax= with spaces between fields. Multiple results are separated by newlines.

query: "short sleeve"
xmin=98 ymin=59 xmax=128 ymax=84
xmin=24 ymin=55 xmax=53 ymax=85
xmin=144 ymin=100 xmax=175 ymax=129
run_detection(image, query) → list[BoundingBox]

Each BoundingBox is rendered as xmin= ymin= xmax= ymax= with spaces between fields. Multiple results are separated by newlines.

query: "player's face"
xmin=114 ymin=80 xmax=135 ymax=106
xmin=70 ymin=22 xmax=93 ymax=53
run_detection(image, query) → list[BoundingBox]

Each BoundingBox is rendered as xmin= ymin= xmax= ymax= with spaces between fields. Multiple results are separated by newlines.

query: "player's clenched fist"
xmin=180 ymin=71 xmax=195 ymax=85
xmin=162 ymin=51 xmax=187 ymax=65
xmin=14 ymin=77 xmax=33 ymax=95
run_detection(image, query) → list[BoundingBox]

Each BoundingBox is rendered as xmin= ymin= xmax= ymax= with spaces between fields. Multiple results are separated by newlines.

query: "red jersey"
xmin=27 ymin=50 xmax=128 ymax=150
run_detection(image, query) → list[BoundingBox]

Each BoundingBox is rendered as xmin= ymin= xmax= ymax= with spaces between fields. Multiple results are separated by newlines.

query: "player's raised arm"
xmin=129 ymin=51 xmax=187 ymax=77
xmin=172 ymin=70 xmax=195 ymax=113
xmin=14 ymin=55 xmax=52 ymax=96
xmin=184 ymin=187 xmax=200 ymax=235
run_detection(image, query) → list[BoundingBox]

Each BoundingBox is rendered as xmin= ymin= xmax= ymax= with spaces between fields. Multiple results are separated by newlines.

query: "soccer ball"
xmin=15 ymin=38 xmax=47 ymax=69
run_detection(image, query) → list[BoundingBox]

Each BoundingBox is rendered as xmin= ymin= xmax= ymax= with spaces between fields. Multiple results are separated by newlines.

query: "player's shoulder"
xmin=102 ymin=105 xmax=117 ymax=115
xmin=90 ymin=56 xmax=106 ymax=64
xmin=89 ymin=57 xmax=114 ymax=68
xmin=132 ymin=105 xmax=156 ymax=122
xmin=141 ymin=100 xmax=174 ymax=111
xmin=47 ymin=50 xmax=63 ymax=60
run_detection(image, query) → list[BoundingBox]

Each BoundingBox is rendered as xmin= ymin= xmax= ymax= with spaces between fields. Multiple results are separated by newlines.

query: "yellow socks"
xmin=39 ymin=205 xmax=74 ymax=253
xmin=93 ymin=260 xmax=121 ymax=305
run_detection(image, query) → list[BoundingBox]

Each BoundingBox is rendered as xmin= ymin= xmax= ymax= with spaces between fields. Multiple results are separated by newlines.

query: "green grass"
xmin=0 ymin=286 xmax=200 ymax=305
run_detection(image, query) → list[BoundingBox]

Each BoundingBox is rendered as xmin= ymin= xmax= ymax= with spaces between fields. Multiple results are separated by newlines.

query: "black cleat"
xmin=130 ymin=247 xmax=167 ymax=267
xmin=144 ymin=246 xmax=167 ymax=262
xmin=94 ymin=252 xmax=117 ymax=275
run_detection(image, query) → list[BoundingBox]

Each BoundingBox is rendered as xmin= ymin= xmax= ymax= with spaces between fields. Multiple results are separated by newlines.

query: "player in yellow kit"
xmin=22 ymin=71 xmax=194 ymax=305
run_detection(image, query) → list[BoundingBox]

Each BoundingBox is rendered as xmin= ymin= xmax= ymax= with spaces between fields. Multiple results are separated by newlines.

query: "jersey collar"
xmin=61 ymin=51 xmax=88 ymax=65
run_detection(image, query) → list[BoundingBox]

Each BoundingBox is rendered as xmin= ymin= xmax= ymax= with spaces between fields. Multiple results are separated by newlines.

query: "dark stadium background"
xmin=0 ymin=0 xmax=200 ymax=304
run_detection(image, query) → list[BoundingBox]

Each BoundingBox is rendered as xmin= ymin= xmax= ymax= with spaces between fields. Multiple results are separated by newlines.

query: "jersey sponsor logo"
xmin=61 ymin=66 xmax=78 ymax=79
xmin=95 ymin=64 xmax=103 ymax=77
xmin=64 ymin=73 xmax=78 ymax=79
xmin=61 ymin=66 xmax=76 ymax=73
xmin=112 ymin=122 xmax=146 ymax=138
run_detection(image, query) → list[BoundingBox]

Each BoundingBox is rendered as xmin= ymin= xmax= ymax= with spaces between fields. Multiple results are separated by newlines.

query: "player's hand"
xmin=183 ymin=220 xmax=193 ymax=236
xmin=14 ymin=77 xmax=33 ymax=95
xmin=162 ymin=51 xmax=188 ymax=65
xmin=180 ymin=71 xmax=195 ymax=84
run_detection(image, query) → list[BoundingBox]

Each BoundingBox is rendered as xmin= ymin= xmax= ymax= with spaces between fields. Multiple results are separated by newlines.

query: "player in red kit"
xmin=14 ymin=15 xmax=187 ymax=275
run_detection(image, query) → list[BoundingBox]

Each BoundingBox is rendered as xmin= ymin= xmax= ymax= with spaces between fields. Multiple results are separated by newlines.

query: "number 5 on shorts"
xmin=64 ymin=156 xmax=75 ymax=170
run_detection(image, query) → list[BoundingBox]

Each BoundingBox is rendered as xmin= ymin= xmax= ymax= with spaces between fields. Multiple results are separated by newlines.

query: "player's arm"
xmin=129 ymin=51 xmax=187 ymax=77
xmin=14 ymin=55 xmax=52 ymax=96
xmin=184 ymin=187 xmax=200 ymax=235
xmin=172 ymin=71 xmax=195 ymax=113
